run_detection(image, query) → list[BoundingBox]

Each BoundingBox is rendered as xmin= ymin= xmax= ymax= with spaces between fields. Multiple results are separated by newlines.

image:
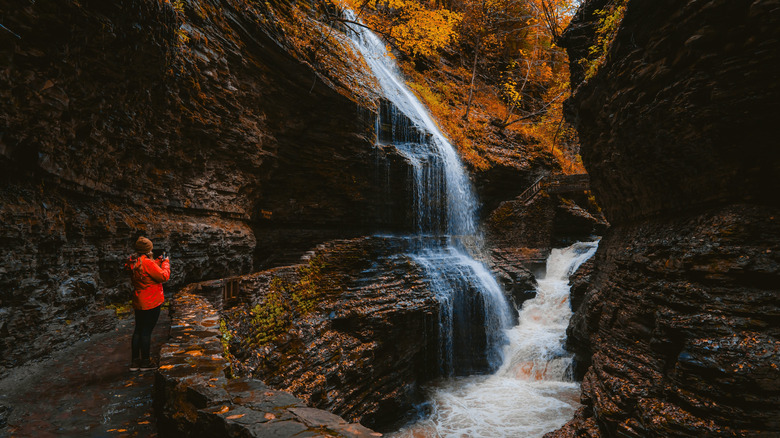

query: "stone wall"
xmin=552 ymin=0 xmax=780 ymax=435
xmin=155 ymin=287 xmax=379 ymax=437
xmin=0 ymin=0 xmax=392 ymax=372
xmin=562 ymin=0 xmax=779 ymax=224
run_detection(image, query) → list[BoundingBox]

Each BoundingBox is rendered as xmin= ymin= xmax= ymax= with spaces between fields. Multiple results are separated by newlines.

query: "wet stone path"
xmin=0 ymin=311 xmax=170 ymax=437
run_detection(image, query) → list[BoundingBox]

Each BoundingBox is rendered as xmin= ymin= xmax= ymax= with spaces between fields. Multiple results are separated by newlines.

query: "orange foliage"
xmin=335 ymin=0 xmax=584 ymax=173
xmin=385 ymin=1 xmax=462 ymax=59
xmin=336 ymin=0 xmax=462 ymax=60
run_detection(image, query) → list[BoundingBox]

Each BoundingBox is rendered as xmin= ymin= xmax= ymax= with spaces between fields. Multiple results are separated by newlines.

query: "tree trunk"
xmin=463 ymin=41 xmax=480 ymax=121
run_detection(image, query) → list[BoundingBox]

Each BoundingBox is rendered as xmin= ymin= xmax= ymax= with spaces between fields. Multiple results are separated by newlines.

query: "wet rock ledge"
xmin=217 ymin=237 xmax=440 ymax=432
xmin=154 ymin=289 xmax=378 ymax=437
xmin=156 ymin=236 xmax=442 ymax=435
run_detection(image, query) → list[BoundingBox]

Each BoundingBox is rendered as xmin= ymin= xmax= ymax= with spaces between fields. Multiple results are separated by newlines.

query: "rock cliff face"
xmin=554 ymin=0 xmax=780 ymax=435
xmin=0 ymin=0 xmax=392 ymax=372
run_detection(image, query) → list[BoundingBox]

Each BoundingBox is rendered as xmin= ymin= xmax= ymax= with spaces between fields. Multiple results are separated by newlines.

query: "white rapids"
xmin=393 ymin=241 xmax=599 ymax=437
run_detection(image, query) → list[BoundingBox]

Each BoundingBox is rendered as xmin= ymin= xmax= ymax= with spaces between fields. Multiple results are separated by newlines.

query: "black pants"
xmin=132 ymin=305 xmax=161 ymax=360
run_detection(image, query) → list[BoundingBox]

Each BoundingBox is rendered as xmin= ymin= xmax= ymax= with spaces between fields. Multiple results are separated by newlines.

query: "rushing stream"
xmin=395 ymin=241 xmax=599 ymax=437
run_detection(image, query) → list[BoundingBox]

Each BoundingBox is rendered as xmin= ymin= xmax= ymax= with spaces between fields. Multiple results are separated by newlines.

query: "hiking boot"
xmin=130 ymin=358 xmax=141 ymax=371
xmin=138 ymin=359 xmax=156 ymax=371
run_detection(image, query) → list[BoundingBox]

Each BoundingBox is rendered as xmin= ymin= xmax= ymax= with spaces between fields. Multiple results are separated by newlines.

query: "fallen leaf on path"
xmin=138 ymin=421 xmax=150 ymax=425
xmin=264 ymin=413 xmax=275 ymax=420
xmin=216 ymin=406 xmax=230 ymax=414
xmin=226 ymin=414 xmax=245 ymax=420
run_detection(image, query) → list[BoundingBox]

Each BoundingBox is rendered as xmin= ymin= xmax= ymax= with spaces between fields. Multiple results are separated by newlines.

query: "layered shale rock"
xmin=155 ymin=290 xmax=377 ymax=437
xmin=562 ymin=205 xmax=780 ymax=436
xmin=553 ymin=0 xmax=780 ymax=436
xmin=0 ymin=0 xmax=396 ymax=372
xmin=562 ymin=0 xmax=779 ymax=224
xmin=217 ymin=237 xmax=440 ymax=432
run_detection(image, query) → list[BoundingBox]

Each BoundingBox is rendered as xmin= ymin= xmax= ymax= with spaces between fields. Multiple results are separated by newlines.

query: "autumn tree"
xmin=323 ymin=0 xmax=583 ymax=171
xmin=447 ymin=0 xmax=575 ymax=126
xmin=330 ymin=0 xmax=463 ymax=60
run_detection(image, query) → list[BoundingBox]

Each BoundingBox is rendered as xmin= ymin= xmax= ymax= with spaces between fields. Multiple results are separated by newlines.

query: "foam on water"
xmin=393 ymin=241 xmax=599 ymax=437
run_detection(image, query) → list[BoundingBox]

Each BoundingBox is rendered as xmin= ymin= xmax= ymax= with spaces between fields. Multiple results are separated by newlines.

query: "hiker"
xmin=125 ymin=236 xmax=170 ymax=371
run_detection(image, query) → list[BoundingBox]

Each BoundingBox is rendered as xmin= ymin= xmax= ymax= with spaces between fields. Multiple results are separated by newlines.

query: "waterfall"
xmin=394 ymin=241 xmax=600 ymax=437
xmin=343 ymin=10 xmax=511 ymax=376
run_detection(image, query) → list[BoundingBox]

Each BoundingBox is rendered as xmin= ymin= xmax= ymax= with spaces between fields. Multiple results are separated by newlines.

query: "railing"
xmin=516 ymin=174 xmax=590 ymax=205
xmin=545 ymin=174 xmax=590 ymax=194
xmin=516 ymin=175 xmax=546 ymax=205
xmin=222 ymin=277 xmax=241 ymax=302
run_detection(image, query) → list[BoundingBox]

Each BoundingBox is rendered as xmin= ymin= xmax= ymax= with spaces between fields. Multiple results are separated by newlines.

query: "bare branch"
xmin=333 ymin=17 xmax=396 ymax=42
xmin=499 ymin=90 xmax=566 ymax=128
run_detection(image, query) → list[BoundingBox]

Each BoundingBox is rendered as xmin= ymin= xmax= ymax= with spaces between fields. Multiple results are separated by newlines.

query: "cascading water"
xmin=341 ymin=10 xmax=601 ymax=436
xmin=394 ymin=241 xmax=599 ymax=437
xmin=342 ymin=10 xmax=512 ymax=376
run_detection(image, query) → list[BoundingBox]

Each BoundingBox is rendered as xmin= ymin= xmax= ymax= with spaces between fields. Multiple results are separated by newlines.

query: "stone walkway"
xmin=0 ymin=311 xmax=170 ymax=437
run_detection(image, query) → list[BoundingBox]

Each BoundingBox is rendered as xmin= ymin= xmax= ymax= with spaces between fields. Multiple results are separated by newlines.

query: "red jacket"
xmin=126 ymin=255 xmax=170 ymax=310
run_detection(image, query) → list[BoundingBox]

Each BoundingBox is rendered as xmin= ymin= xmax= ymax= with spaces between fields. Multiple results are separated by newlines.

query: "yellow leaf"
xmin=216 ymin=405 xmax=230 ymax=414
xmin=226 ymin=414 xmax=245 ymax=420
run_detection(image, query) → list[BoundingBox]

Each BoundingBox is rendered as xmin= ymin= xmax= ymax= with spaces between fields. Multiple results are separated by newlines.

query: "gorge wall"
xmin=217 ymin=237 xmax=439 ymax=431
xmin=554 ymin=0 xmax=780 ymax=436
xmin=0 ymin=0 xmax=589 ymax=377
xmin=0 ymin=0 xmax=393 ymax=372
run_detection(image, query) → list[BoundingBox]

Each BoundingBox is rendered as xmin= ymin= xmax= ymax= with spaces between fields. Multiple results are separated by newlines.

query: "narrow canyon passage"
xmin=2 ymin=0 xmax=776 ymax=436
